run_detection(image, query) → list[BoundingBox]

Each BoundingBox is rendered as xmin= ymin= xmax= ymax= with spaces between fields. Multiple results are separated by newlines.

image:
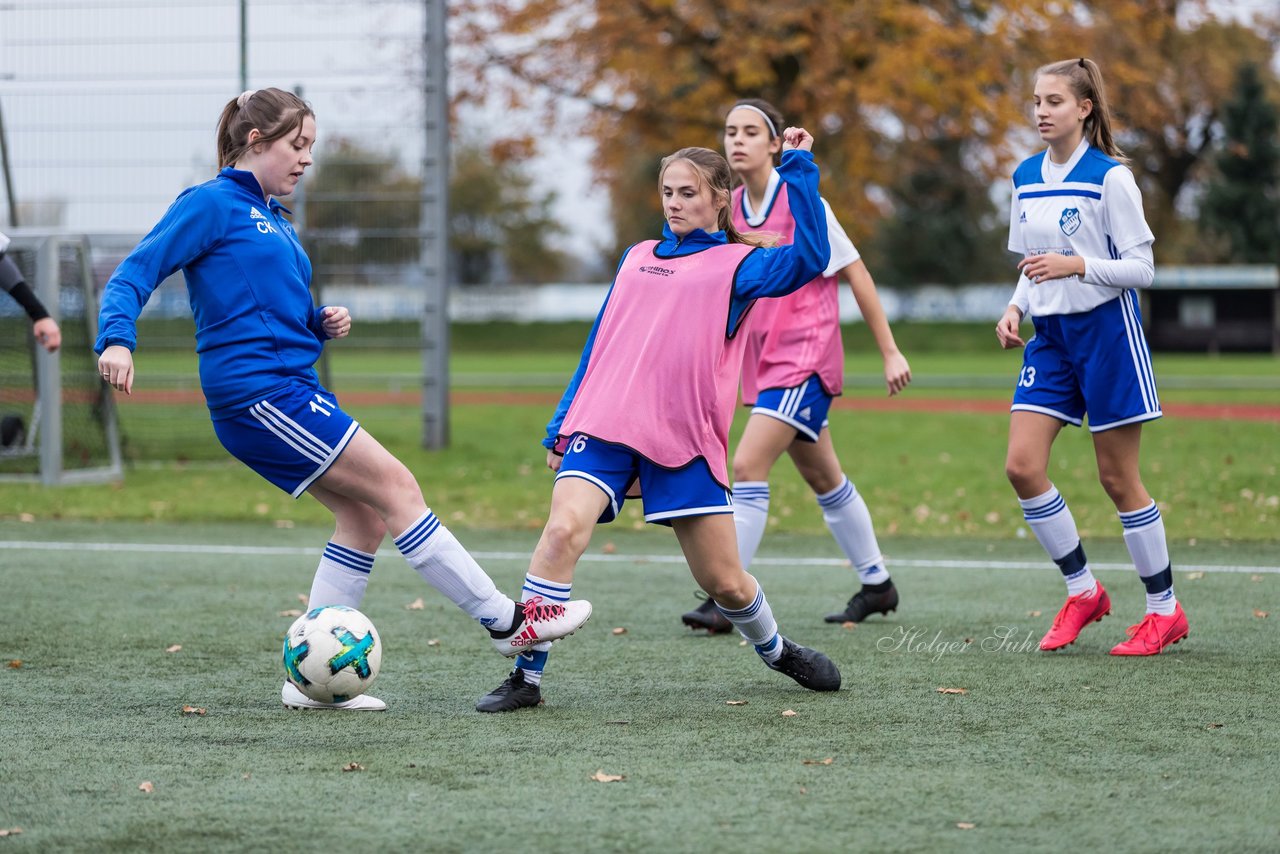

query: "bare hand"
xmin=321 ymin=305 xmax=351 ymax=339
xmin=98 ymin=344 xmax=135 ymax=394
xmin=1017 ymin=253 xmax=1084 ymax=284
xmin=33 ymin=317 xmax=61 ymax=353
xmin=546 ymin=450 xmax=562 ymax=473
xmin=781 ymin=126 xmax=814 ymax=153
xmin=883 ymin=352 xmax=912 ymax=397
xmin=995 ymin=306 xmax=1025 ymax=350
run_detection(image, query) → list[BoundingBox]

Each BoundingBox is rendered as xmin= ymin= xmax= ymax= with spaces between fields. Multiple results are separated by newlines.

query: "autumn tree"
xmin=452 ymin=0 xmax=1280 ymax=274
xmin=452 ymin=0 xmax=1066 ymax=266
xmin=449 ymin=138 xmax=569 ymax=285
xmin=302 ymin=137 xmax=568 ymax=287
xmin=1198 ymin=63 xmax=1280 ymax=264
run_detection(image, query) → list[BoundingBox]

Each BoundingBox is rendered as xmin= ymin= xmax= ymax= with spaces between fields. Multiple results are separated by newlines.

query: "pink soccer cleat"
xmin=1110 ymin=604 xmax=1189 ymax=656
xmin=1039 ymin=583 xmax=1112 ymax=651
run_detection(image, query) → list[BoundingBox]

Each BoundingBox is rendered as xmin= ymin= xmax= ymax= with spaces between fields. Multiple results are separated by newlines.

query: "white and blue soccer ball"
xmin=283 ymin=605 xmax=382 ymax=703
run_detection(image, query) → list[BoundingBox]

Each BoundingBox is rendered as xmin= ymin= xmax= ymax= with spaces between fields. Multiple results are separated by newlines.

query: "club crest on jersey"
xmin=1059 ymin=208 xmax=1081 ymax=236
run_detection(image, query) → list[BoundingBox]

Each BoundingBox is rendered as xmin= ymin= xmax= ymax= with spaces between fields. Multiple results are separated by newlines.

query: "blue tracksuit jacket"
xmin=95 ymin=167 xmax=330 ymax=419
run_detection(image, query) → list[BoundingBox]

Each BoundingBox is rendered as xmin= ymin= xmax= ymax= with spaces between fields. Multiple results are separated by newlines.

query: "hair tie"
xmin=1078 ymin=57 xmax=1087 ymax=68
xmin=236 ymin=89 xmax=257 ymax=109
xmin=728 ymin=103 xmax=779 ymax=138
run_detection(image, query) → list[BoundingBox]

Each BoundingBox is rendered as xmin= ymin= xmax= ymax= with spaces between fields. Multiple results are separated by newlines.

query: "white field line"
xmin=1 ymin=540 xmax=1277 ymax=574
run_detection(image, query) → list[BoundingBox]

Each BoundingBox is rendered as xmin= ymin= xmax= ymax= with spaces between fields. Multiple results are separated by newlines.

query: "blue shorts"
xmin=213 ymin=382 xmax=360 ymax=497
xmin=1012 ymin=292 xmax=1162 ymax=432
xmin=751 ymin=375 xmax=832 ymax=442
xmin=555 ymin=434 xmax=733 ymax=525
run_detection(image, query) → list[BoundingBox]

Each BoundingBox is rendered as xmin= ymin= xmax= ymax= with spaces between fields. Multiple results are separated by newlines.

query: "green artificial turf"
xmin=1 ymin=523 xmax=1277 ymax=852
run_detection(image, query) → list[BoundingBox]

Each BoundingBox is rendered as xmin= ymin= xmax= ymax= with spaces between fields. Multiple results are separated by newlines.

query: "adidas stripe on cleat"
xmin=489 ymin=596 xmax=592 ymax=657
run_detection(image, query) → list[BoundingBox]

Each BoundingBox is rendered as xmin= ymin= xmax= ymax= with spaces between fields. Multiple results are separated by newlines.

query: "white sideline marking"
xmin=1 ymin=540 xmax=1277 ymax=574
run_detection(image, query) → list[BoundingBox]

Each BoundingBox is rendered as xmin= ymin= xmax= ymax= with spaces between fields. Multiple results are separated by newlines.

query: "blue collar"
xmin=218 ymin=166 xmax=292 ymax=214
xmin=658 ymin=222 xmax=728 ymax=254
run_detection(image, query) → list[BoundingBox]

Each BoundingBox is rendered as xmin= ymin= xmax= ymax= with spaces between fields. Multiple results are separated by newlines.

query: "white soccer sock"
xmin=394 ymin=510 xmax=514 ymax=630
xmin=1120 ymin=502 xmax=1177 ymax=615
xmin=514 ymin=573 xmax=569 ymax=686
xmin=307 ymin=541 xmax=375 ymax=609
xmin=732 ymin=481 xmax=770 ymax=570
xmin=818 ymin=476 xmax=889 ymax=585
xmin=1020 ymin=485 xmax=1096 ymax=597
xmin=717 ymin=580 xmax=782 ymax=662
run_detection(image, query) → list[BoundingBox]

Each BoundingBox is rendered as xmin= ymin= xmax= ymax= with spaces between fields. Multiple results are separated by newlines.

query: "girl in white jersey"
xmin=681 ymin=99 xmax=912 ymax=634
xmin=997 ymin=58 xmax=1187 ymax=656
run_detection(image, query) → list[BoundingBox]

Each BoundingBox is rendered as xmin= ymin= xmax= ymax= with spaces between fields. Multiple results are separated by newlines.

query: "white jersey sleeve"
xmin=822 ymin=198 xmax=860 ymax=276
xmin=1007 ymin=179 xmax=1025 ymax=255
xmin=1082 ymin=240 xmax=1155 ymax=289
xmin=1102 ymin=166 xmax=1155 ymax=254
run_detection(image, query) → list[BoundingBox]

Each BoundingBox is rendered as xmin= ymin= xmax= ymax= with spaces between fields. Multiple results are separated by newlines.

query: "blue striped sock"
xmin=515 ymin=573 xmax=570 ymax=685
xmin=308 ymin=541 xmax=374 ymax=608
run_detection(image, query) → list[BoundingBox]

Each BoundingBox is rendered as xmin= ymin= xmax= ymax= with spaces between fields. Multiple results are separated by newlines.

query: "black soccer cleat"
xmin=681 ymin=595 xmax=734 ymax=634
xmin=824 ymin=581 xmax=899 ymax=624
xmin=475 ymin=669 xmax=543 ymax=713
xmin=764 ymin=638 xmax=841 ymax=692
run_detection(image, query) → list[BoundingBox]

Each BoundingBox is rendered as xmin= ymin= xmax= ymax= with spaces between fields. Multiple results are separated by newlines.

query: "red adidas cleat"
xmin=1110 ymin=603 xmax=1189 ymax=656
xmin=1039 ymin=583 xmax=1112 ymax=651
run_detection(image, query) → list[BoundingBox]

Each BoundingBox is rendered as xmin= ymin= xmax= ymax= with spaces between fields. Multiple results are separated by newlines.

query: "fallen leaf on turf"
xmin=1207 ymin=723 xmax=1224 ymax=729
xmin=181 ymin=705 xmax=206 ymax=716
xmin=802 ymin=757 xmax=834 ymax=765
xmin=407 ymin=597 xmax=425 ymax=611
xmin=1251 ymin=574 xmax=1263 ymax=582
xmin=7 ymin=660 xmax=20 ymax=669
xmin=165 ymin=645 xmax=182 ymax=653
xmin=1254 ymin=610 xmax=1270 ymax=619
xmin=602 ymin=542 xmax=617 ymax=554
xmin=342 ymin=763 xmax=364 ymax=773
xmin=278 ymin=609 xmax=302 ymax=618
xmin=739 ymin=640 xmax=748 ymax=647
xmin=138 ymin=781 xmax=154 ymax=793
xmin=937 ymin=687 xmax=968 ymax=695
xmin=17 ymin=513 xmax=33 ymax=523
xmin=242 ymin=773 xmax=251 ymax=780
xmin=591 ymin=770 xmax=625 ymax=783
xmin=781 ymin=709 xmax=798 ymax=717
xmin=1027 ymin=610 xmax=1042 ymax=618
xmin=1185 ymin=571 xmax=1205 ymax=580
xmin=956 ymin=822 xmax=976 ymax=830
xmin=426 ymin=638 xmax=440 ymax=647
xmin=841 ymin=621 xmax=856 ymax=630
xmin=296 ymin=593 xmax=308 ymax=604
xmin=0 ymin=828 xmax=22 ymax=837
xmin=611 ymin=627 xmax=627 ymax=635
xmin=726 ymin=700 xmax=748 ymax=706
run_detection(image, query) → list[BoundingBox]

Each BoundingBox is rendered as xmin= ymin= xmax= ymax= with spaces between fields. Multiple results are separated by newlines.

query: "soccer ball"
xmin=282 ymin=605 xmax=382 ymax=703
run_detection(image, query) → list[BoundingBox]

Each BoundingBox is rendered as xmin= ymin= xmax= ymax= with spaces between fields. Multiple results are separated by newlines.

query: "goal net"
xmin=0 ymin=232 xmax=122 ymax=484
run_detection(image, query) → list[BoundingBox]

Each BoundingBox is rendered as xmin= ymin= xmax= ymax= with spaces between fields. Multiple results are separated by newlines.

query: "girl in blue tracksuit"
xmin=95 ymin=88 xmax=591 ymax=711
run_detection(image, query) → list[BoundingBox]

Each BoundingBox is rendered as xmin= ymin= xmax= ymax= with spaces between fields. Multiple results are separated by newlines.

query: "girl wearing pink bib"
xmin=476 ymin=129 xmax=844 ymax=713
xmin=682 ymin=99 xmax=912 ymax=636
